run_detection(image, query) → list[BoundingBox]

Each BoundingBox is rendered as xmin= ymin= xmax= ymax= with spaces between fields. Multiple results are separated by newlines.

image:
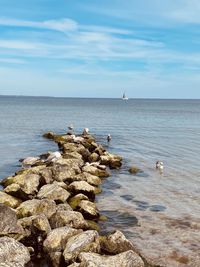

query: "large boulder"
xmin=68 ymin=181 xmax=99 ymax=200
xmin=78 ymin=250 xmax=144 ymax=267
xmin=0 ymin=204 xmax=23 ymax=236
xmin=0 ymin=191 xmax=22 ymax=208
xmin=63 ymin=230 xmax=100 ymax=264
xmin=43 ymin=226 xmax=82 ymax=253
xmin=16 ymin=199 xmax=57 ymax=219
xmin=3 ymin=173 xmax=41 ymax=199
xmin=37 ymin=183 xmax=70 ymax=203
xmin=82 ymin=165 xmax=109 ymax=178
xmin=51 ymin=165 xmax=78 ymax=182
xmin=77 ymin=200 xmax=99 ymax=220
xmin=68 ymin=194 xmax=89 ymax=210
xmin=100 ymin=153 xmax=122 ymax=169
xmin=49 ymin=210 xmax=88 ymax=230
xmin=0 ymin=237 xmax=30 ymax=266
xmin=100 ymin=230 xmax=136 ymax=254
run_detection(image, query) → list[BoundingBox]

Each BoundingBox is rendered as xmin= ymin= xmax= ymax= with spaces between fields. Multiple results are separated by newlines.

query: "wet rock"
xmin=0 ymin=191 xmax=22 ymax=208
xmin=49 ymin=210 xmax=88 ymax=230
xmin=78 ymin=250 xmax=144 ymax=267
xmin=3 ymin=173 xmax=41 ymax=199
xmin=43 ymin=131 xmax=56 ymax=140
xmin=100 ymin=153 xmax=122 ymax=169
xmin=37 ymin=183 xmax=70 ymax=203
xmin=0 ymin=237 xmax=30 ymax=266
xmin=128 ymin=167 xmax=141 ymax=174
xmin=63 ymin=230 xmax=100 ymax=264
xmin=88 ymin=152 xmax=99 ymax=163
xmin=82 ymin=165 xmax=109 ymax=178
xmin=16 ymin=199 xmax=57 ymax=219
xmin=43 ymin=226 xmax=82 ymax=253
xmin=100 ymin=230 xmax=136 ymax=254
xmin=0 ymin=204 xmax=23 ymax=236
xmin=77 ymin=200 xmax=99 ymax=220
xmin=68 ymin=181 xmax=98 ymax=200
xmin=68 ymin=194 xmax=89 ymax=210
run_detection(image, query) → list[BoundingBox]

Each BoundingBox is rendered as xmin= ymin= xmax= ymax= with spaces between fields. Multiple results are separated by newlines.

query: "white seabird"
xmin=83 ymin=128 xmax=89 ymax=135
xmin=68 ymin=124 xmax=74 ymax=131
xmin=156 ymin=161 xmax=164 ymax=171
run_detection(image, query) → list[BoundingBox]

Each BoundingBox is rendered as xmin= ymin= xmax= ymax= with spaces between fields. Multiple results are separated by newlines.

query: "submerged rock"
xmin=129 ymin=167 xmax=142 ymax=174
xmin=0 ymin=237 xmax=30 ymax=266
xmin=63 ymin=230 xmax=100 ymax=264
xmin=78 ymin=250 xmax=144 ymax=267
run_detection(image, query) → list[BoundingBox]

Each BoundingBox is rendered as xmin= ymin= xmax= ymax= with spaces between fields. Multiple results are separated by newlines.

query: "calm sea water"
xmin=0 ymin=96 xmax=199 ymax=266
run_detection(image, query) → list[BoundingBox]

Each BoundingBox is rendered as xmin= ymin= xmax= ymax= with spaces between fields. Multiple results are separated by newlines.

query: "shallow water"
xmin=0 ymin=96 xmax=200 ymax=266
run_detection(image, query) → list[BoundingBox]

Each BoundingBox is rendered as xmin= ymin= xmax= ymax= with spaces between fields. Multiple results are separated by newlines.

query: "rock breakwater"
xmin=0 ymin=129 xmax=145 ymax=267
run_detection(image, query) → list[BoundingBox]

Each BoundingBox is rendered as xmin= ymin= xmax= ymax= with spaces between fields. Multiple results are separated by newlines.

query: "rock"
xmin=74 ymin=172 xmax=101 ymax=186
xmin=43 ymin=226 xmax=82 ymax=253
xmin=0 ymin=237 xmax=30 ymax=266
xmin=51 ymin=165 xmax=79 ymax=182
xmin=16 ymin=199 xmax=57 ymax=219
xmin=0 ymin=191 xmax=22 ymax=208
xmin=38 ymin=167 xmax=53 ymax=184
xmin=20 ymin=156 xmax=40 ymax=168
xmin=3 ymin=173 xmax=41 ymax=199
xmin=37 ymin=184 xmax=70 ymax=203
xmin=77 ymin=200 xmax=99 ymax=220
xmin=82 ymin=165 xmax=109 ymax=178
xmin=100 ymin=230 xmax=136 ymax=254
xmin=0 ymin=204 xmax=23 ymax=236
xmin=68 ymin=194 xmax=89 ymax=210
xmin=48 ymin=251 xmax=63 ymax=267
xmin=100 ymin=153 xmax=122 ymax=169
xmin=19 ymin=214 xmax=51 ymax=237
xmin=88 ymin=152 xmax=99 ymax=163
xmin=63 ymin=151 xmax=83 ymax=160
xmin=49 ymin=210 xmax=88 ymax=230
xmin=78 ymin=250 xmax=144 ymax=267
xmin=68 ymin=263 xmax=80 ymax=267
xmin=68 ymin=181 xmax=98 ymax=200
xmin=63 ymin=230 xmax=100 ymax=264
xmin=128 ymin=167 xmax=141 ymax=174
xmin=56 ymin=203 xmax=73 ymax=212
xmin=94 ymin=144 xmax=106 ymax=156
xmin=43 ymin=131 xmax=56 ymax=139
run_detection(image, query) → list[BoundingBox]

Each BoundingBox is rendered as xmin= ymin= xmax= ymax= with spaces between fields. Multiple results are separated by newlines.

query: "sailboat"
xmin=122 ymin=92 xmax=128 ymax=100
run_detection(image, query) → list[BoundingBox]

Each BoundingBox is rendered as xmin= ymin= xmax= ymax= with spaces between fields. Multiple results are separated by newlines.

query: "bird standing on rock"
xmin=83 ymin=128 xmax=89 ymax=135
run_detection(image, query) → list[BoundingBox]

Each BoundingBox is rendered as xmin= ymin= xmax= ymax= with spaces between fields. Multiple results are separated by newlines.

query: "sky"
xmin=0 ymin=0 xmax=200 ymax=98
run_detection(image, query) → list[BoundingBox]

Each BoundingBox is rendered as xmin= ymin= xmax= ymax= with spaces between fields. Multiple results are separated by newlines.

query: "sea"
xmin=0 ymin=96 xmax=199 ymax=266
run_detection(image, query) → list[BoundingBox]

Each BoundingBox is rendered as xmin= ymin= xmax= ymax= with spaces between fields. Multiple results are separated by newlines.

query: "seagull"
xmin=68 ymin=124 xmax=74 ymax=131
xmin=83 ymin=128 xmax=89 ymax=135
xmin=107 ymin=134 xmax=112 ymax=142
xmin=46 ymin=151 xmax=61 ymax=163
xmin=156 ymin=161 xmax=164 ymax=172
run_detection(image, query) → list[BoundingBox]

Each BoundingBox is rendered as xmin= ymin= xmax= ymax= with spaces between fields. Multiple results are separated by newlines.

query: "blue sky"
xmin=0 ymin=0 xmax=200 ymax=98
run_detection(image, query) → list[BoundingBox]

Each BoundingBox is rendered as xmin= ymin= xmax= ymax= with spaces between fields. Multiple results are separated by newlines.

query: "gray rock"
xmin=37 ymin=183 xmax=70 ymax=203
xmin=16 ymin=199 xmax=57 ymax=219
xmin=49 ymin=210 xmax=88 ymax=230
xmin=43 ymin=226 xmax=82 ymax=253
xmin=0 ymin=204 xmax=23 ymax=236
xmin=78 ymin=250 xmax=144 ymax=267
xmin=63 ymin=230 xmax=100 ymax=264
xmin=0 ymin=237 xmax=30 ymax=266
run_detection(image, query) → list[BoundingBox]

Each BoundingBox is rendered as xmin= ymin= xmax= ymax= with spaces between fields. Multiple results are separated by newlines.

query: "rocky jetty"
xmin=0 ymin=129 xmax=145 ymax=267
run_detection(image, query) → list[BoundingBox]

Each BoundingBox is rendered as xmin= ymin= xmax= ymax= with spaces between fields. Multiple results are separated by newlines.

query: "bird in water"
xmin=156 ymin=161 xmax=164 ymax=172
xmin=107 ymin=134 xmax=112 ymax=142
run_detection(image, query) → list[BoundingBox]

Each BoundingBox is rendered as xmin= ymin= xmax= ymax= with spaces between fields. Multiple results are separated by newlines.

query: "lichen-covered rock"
xmin=0 ymin=191 xmax=22 ymax=208
xmin=68 ymin=181 xmax=98 ymax=200
xmin=0 ymin=204 xmax=23 ymax=236
xmin=0 ymin=237 xmax=30 ymax=266
xmin=56 ymin=203 xmax=73 ymax=211
xmin=82 ymin=165 xmax=109 ymax=178
xmin=49 ymin=210 xmax=88 ymax=230
xmin=37 ymin=183 xmax=70 ymax=203
xmin=51 ymin=165 xmax=78 ymax=182
xmin=100 ymin=230 xmax=136 ymax=254
xmin=68 ymin=194 xmax=89 ymax=210
xmin=77 ymin=200 xmax=99 ymax=220
xmin=78 ymin=250 xmax=144 ymax=267
xmin=3 ymin=173 xmax=41 ymax=199
xmin=88 ymin=152 xmax=99 ymax=163
xmin=74 ymin=172 xmax=102 ymax=186
xmin=100 ymin=153 xmax=122 ymax=169
xmin=43 ymin=226 xmax=82 ymax=253
xmin=16 ymin=199 xmax=57 ymax=219
xmin=63 ymin=230 xmax=100 ymax=264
